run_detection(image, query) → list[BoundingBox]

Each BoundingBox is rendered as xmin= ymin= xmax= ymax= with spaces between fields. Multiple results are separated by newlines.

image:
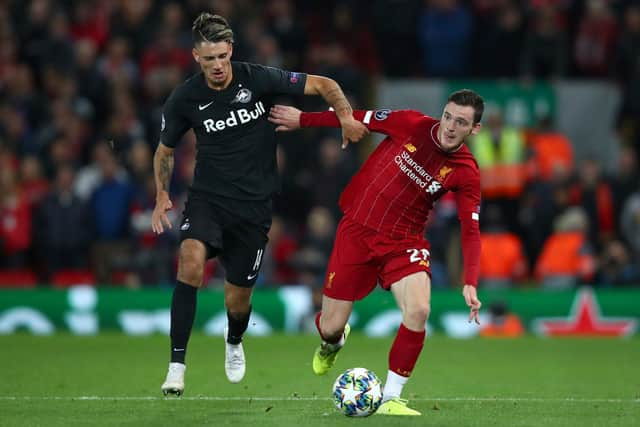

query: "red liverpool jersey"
xmin=300 ymin=108 xmax=482 ymax=286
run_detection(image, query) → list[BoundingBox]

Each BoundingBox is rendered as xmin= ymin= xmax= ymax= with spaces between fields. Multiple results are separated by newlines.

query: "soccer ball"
xmin=332 ymin=367 xmax=383 ymax=417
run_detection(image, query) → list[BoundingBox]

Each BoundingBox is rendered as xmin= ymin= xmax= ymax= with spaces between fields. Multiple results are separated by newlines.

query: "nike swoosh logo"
xmin=198 ymin=101 xmax=214 ymax=110
xmin=173 ymin=348 xmax=185 ymax=352
xmin=247 ymin=273 xmax=258 ymax=280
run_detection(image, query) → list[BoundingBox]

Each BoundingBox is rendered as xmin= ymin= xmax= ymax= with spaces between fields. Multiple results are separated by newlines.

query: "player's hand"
xmin=339 ymin=116 xmax=369 ymax=149
xmin=269 ymin=105 xmax=302 ymax=131
xmin=152 ymin=192 xmax=173 ymax=235
xmin=462 ymin=285 xmax=482 ymax=325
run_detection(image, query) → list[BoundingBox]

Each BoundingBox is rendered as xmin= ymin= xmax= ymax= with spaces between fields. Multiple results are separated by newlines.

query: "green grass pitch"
xmin=0 ymin=333 xmax=638 ymax=426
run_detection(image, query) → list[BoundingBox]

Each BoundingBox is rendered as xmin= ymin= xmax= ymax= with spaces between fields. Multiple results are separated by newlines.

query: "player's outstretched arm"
xmin=303 ymin=75 xmax=368 ymax=148
xmin=152 ymin=142 xmax=175 ymax=235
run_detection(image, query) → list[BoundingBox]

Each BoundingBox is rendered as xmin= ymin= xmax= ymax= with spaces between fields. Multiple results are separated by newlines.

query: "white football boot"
xmin=161 ymin=362 xmax=185 ymax=396
xmin=224 ymin=326 xmax=246 ymax=383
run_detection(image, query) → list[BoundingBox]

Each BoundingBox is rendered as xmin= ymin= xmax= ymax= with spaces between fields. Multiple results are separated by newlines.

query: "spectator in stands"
xmin=0 ymin=164 xmax=32 ymax=268
xmin=69 ymin=0 xmax=109 ymax=49
xmin=37 ymin=10 xmax=75 ymax=73
xmin=573 ymin=0 xmax=618 ymax=77
xmin=266 ymin=0 xmax=308 ymax=70
xmin=614 ymin=5 xmax=640 ymax=161
xmin=371 ymin=0 xmax=422 ymax=77
xmin=597 ymin=239 xmax=640 ymax=286
xmin=97 ymin=36 xmax=139 ymax=87
xmin=34 ymin=164 xmax=93 ymax=279
xmin=3 ymin=63 xmax=47 ymax=145
xmin=526 ymin=115 xmax=574 ymax=182
xmin=291 ymin=207 xmax=336 ymax=283
xmin=611 ymin=146 xmax=639 ymax=227
xmin=139 ymin=29 xmax=191 ymax=80
xmin=19 ymin=155 xmax=49 ymax=206
xmin=417 ymin=0 xmax=473 ymax=77
xmin=328 ymin=3 xmax=380 ymax=76
xmin=309 ymin=136 xmax=353 ymax=222
xmin=621 ymin=188 xmax=640 ymax=265
xmin=90 ymin=148 xmax=134 ymax=284
xmin=0 ymin=102 xmax=31 ymax=155
xmin=126 ymin=139 xmax=153 ymax=186
xmin=472 ymin=1 xmax=525 ymax=78
xmin=521 ymin=4 xmax=568 ymax=79
xmin=108 ymin=0 xmax=155 ymax=59
xmin=159 ymin=3 xmax=192 ymax=49
xmin=535 ymin=207 xmax=596 ymax=289
xmin=570 ymin=158 xmax=615 ymax=249
xmin=73 ymin=39 xmax=109 ymax=125
xmin=105 ymin=88 xmax=146 ymax=153
xmin=129 ymin=172 xmax=175 ymax=287
xmin=470 ymin=109 xmax=526 ymax=232
xmin=75 ymin=140 xmax=127 ymax=200
xmin=478 ymin=205 xmax=527 ymax=288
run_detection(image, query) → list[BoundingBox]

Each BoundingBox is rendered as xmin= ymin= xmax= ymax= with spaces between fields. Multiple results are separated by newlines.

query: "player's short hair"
xmin=192 ymin=13 xmax=234 ymax=45
xmin=448 ymin=89 xmax=484 ymax=124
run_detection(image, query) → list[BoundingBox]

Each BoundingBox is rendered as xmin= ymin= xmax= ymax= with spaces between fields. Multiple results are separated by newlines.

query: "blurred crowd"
xmin=0 ymin=0 xmax=639 ymax=289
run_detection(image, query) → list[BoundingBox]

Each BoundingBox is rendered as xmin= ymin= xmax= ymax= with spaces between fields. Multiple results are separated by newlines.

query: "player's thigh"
xmin=179 ymin=195 xmax=223 ymax=257
xmin=390 ymin=271 xmax=432 ymax=316
xmin=219 ymin=221 xmax=269 ymax=288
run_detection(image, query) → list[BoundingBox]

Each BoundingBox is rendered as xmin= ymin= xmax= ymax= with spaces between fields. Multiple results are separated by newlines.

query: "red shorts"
xmin=323 ymin=217 xmax=432 ymax=301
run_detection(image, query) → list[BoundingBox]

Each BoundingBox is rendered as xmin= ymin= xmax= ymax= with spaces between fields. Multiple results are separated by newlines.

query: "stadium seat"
xmin=0 ymin=269 xmax=38 ymax=288
xmin=51 ymin=269 xmax=96 ymax=288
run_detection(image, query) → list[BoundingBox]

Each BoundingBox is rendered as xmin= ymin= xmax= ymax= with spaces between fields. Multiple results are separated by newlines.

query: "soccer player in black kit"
xmin=154 ymin=13 xmax=368 ymax=396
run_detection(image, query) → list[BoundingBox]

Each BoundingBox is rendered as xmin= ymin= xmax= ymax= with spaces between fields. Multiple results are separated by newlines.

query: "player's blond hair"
xmin=192 ymin=13 xmax=234 ymax=45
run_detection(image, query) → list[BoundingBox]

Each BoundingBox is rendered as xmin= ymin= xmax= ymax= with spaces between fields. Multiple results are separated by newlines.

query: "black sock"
xmin=170 ymin=281 xmax=198 ymax=364
xmin=227 ymin=305 xmax=251 ymax=345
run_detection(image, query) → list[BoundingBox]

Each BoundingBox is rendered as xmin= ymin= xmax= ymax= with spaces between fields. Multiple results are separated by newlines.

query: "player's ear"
xmin=192 ymin=47 xmax=200 ymax=63
xmin=470 ymin=122 xmax=482 ymax=136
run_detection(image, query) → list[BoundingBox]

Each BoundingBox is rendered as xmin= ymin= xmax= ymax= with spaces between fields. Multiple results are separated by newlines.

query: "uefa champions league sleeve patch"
xmin=374 ymin=109 xmax=391 ymax=121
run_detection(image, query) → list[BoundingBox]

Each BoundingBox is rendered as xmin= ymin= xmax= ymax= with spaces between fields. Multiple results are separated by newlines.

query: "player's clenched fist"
xmin=339 ymin=116 xmax=369 ymax=149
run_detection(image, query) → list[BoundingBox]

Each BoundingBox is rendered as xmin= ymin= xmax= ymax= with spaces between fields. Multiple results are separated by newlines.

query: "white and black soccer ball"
xmin=332 ymin=367 xmax=383 ymax=417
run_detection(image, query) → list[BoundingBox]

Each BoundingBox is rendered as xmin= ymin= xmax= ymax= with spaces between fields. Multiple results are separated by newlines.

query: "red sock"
xmin=314 ymin=312 xmax=329 ymax=341
xmin=388 ymin=323 xmax=425 ymax=377
xmin=315 ymin=311 xmax=342 ymax=344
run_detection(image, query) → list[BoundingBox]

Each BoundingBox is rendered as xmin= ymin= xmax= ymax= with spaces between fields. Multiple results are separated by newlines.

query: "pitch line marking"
xmin=0 ymin=396 xmax=637 ymax=403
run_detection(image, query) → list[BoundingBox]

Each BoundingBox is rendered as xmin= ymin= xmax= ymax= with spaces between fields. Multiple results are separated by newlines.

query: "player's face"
xmin=192 ymin=41 xmax=233 ymax=89
xmin=438 ymin=102 xmax=481 ymax=152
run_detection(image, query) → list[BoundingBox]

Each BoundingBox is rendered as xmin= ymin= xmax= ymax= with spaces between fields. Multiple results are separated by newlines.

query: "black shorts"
xmin=179 ymin=194 xmax=270 ymax=287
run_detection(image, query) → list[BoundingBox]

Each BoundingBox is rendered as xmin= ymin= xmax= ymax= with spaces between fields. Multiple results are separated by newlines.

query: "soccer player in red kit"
xmin=269 ymin=89 xmax=484 ymax=416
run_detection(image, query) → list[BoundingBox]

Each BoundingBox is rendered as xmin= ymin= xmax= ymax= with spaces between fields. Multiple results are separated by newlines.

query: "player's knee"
xmin=405 ymin=302 xmax=431 ymax=324
xmin=224 ymin=288 xmax=251 ymax=311
xmin=177 ymin=253 xmax=205 ymax=285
